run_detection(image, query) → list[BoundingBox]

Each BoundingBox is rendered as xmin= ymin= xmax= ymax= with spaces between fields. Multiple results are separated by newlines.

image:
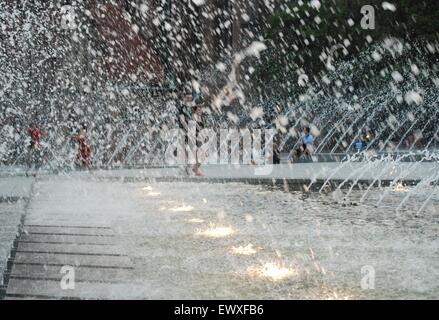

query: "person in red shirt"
xmin=74 ymin=127 xmax=92 ymax=169
xmin=26 ymin=125 xmax=43 ymax=177
xmin=28 ymin=127 xmax=42 ymax=149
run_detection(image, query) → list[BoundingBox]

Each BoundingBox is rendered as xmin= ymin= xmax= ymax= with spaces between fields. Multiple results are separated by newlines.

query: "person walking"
xmin=191 ymin=102 xmax=205 ymax=176
xmin=26 ymin=124 xmax=43 ymax=177
xmin=74 ymin=127 xmax=91 ymax=169
xmin=177 ymin=91 xmax=194 ymax=175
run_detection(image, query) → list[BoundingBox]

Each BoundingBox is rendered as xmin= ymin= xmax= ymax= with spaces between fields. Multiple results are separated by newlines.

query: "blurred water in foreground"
xmin=1 ymin=174 xmax=437 ymax=298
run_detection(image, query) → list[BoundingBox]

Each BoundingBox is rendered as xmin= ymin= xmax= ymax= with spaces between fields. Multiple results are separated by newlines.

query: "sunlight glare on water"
xmin=117 ymin=181 xmax=439 ymax=299
xmin=247 ymin=262 xmax=298 ymax=281
xmin=195 ymin=225 xmax=236 ymax=238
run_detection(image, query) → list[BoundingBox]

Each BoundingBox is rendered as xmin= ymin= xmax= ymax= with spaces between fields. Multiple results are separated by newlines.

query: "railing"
xmin=281 ymin=150 xmax=439 ymax=163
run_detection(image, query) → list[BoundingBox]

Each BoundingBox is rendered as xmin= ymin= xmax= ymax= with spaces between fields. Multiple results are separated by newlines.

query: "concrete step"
xmin=13 ymin=252 xmax=133 ymax=269
xmin=17 ymin=242 xmax=126 ymax=256
xmin=10 ymin=264 xmax=136 ymax=283
xmin=6 ymin=278 xmax=150 ymax=300
xmin=19 ymin=234 xmax=117 ymax=245
xmin=23 ymin=225 xmax=115 ymax=236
